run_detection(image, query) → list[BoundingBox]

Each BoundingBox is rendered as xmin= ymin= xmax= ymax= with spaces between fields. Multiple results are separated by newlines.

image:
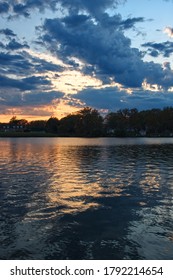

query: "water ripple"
xmin=0 ymin=138 xmax=173 ymax=259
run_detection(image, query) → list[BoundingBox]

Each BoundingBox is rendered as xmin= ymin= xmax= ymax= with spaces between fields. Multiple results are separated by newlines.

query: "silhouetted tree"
xmin=9 ymin=116 xmax=18 ymax=125
xmin=45 ymin=117 xmax=59 ymax=133
xmin=58 ymin=114 xmax=80 ymax=136
xmin=105 ymin=110 xmax=129 ymax=136
xmin=29 ymin=120 xmax=47 ymax=131
xmin=9 ymin=116 xmax=28 ymax=127
xmin=4 ymin=107 xmax=173 ymax=137
xmin=75 ymin=107 xmax=104 ymax=136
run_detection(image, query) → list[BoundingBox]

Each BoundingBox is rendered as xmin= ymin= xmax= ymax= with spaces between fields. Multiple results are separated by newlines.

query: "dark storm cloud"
xmin=142 ymin=41 xmax=173 ymax=57
xmin=0 ymin=75 xmax=25 ymax=90
xmin=12 ymin=0 xmax=56 ymax=17
xmin=70 ymin=87 xmax=125 ymax=110
xmin=120 ymin=17 xmax=145 ymax=29
xmin=0 ymin=74 xmax=51 ymax=91
xmin=42 ymin=16 xmax=145 ymax=88
xmin=13 ymin=3 xmax=30 ymax=17
xmin=0 ymin=28 xmax=16 ymax=37
xmin=1 ymin=1 xmax=173 ymax=90
xmin=144 ymin=61 xmax=173 ymax=89
xmin=0 ymin=25 xmax=65 ymax=81
xmin=0 ymin=92 xmax=22 ymax=107
xmin=148 ymin=50 xmax=159 ymax=58
xmin=0 ymin=50 xmax=64 ymax=76
xmin=6 ymin=39 xmax=29 ymax=50
xmin=41 ymin=15 xmax=173 ymax=89
xmin=57 ymin=0 xmax=123 ymax=18
xmin=0 ymin=0 xmax=53 ymax=17
xmin=125 ymin=91 xmax=173 ymax=110
xmin=23 ymin=90 xmax=64 ymax=106
xmin=70 ymin=87 xmax=173 ymax=111
xmin=62 ymin=14 xmax=90 ymax=27
xmin=0 ymin=0 xmax=125 ymax=17
xmin=0 ymin=52 xmax=26 ymax=65
xmin=0 ymin=42 xmax=5 ymax=48
xmin=30 ymin=55 xmax=64 ymax=73
xmin=0 ymin=52 xmax=34 ymax=76
xmin=0 ymin=1 xmax=9 ymax=13
xmin=23 ymin=75 xmax=51 ymax=88
xmin=0 ymin=0 xmax=170 ymax=19
xmin=84 ymin=12 xmax=144 ymax=30
xmin=0 ymin=90 xmax=64 ymax=107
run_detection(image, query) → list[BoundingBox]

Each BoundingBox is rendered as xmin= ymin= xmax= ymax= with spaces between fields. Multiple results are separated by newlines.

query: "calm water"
xmin=0 ymin=137 xmax=173 ymax=260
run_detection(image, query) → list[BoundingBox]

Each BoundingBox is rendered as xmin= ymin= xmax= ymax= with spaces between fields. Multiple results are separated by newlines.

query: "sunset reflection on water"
xmin=0 ymin=137 xmax=173 ymax=259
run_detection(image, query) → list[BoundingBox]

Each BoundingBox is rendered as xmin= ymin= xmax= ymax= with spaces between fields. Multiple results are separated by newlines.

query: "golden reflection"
xmin=139 ymin=165 xmax=162 ymax=193
xmin=6 ymin=139 xmax=173 ymax=223
xmin=44 ymin=145 xmax=137 ymax=214
xmin=45 ymin=145 xmax=103 ymax=214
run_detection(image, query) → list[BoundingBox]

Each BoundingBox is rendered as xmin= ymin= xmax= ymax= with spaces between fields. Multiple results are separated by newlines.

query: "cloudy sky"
xmin=0 ymin=0 xmax=173 ymax=121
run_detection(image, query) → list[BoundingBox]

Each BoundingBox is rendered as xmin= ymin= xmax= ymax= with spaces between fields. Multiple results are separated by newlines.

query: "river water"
xmin=0 ymin=137 xmax=173 ymax=260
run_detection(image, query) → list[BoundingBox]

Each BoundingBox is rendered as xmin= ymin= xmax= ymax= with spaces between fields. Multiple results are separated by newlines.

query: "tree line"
xmin=1 ymin=106 xmax=173 ymax=137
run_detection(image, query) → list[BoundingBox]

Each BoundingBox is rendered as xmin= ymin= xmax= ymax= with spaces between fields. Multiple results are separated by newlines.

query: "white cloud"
xmin=164 ymin=26 xmax=173 ymax=38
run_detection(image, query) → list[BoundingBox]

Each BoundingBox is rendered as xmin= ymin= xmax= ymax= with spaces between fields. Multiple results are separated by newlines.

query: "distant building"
xmin=0 ymin=123 xmax=24 ymax=132
xmin=139 ymin=129 xmax=146 ymax=136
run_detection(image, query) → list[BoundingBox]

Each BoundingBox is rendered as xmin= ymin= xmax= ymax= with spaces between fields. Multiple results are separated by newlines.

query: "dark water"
xmin=0 ymin=137 xmax=173 ymax=260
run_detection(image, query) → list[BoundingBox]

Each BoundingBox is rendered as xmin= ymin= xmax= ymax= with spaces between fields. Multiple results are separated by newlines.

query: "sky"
xmin=0 ymin=0 xmax=173 ymax=122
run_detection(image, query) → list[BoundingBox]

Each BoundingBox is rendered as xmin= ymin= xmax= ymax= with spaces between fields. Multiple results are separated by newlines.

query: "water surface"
xmin=0 ymin=137 xmax=173 ymax=259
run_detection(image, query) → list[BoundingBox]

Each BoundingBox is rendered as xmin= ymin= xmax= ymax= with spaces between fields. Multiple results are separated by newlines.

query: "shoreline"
xmin=1 ymin=132 xmax=173 ymax=138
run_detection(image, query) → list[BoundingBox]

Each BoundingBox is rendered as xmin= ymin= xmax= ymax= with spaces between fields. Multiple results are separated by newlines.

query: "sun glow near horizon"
xmin=0 ymin=0 xmax=173 ymax=121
